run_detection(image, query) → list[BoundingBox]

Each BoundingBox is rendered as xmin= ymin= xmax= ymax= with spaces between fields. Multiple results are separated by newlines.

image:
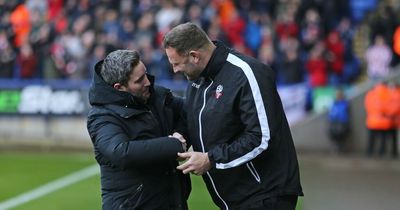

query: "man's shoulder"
xmin=226 ymin=51 xmax=269 ymax=72
xmin=153 ymin=85 xmax=172 ymax=96
xmin=87 ymin=105 xmax=114 ymax=119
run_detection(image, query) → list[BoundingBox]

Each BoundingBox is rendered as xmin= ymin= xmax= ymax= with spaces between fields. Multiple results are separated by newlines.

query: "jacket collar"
xmin=199 ymin=41 xmax=230 ymax=80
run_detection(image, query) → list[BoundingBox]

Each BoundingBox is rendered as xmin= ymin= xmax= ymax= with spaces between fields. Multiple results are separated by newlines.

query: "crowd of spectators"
xmin=1 ymin=0 xmax=400 ymax=88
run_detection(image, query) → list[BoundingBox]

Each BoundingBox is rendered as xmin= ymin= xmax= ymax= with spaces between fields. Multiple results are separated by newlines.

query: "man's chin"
xmin=140 ymin=91 xmax=150 ymax=102
xmin=185 ymin=74 xmax=196 ymax=81
xmin=144 ymin=92 xmax=151 ymax=100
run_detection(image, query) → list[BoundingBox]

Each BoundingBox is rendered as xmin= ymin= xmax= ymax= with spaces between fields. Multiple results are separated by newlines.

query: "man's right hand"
xmin=169 ymin=132 xmax=187 ymax=152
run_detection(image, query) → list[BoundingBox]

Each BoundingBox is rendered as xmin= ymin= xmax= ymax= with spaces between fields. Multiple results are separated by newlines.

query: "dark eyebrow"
xmin=134 ymin=73 xmax=146 ymax=83
xmin=134 ymin=68 xmax=148 ymax=83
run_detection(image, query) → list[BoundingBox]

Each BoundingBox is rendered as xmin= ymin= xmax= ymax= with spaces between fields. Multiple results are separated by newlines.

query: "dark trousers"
xmin=389 ymin=129 xmax=398 ymax=158
xmin=243 ymin=195 xmax=298 ymax=210
xmin=367 ymin=129 xmax=398 ymax=158
xmin=366 ymin=129 xmax=387 ymax=156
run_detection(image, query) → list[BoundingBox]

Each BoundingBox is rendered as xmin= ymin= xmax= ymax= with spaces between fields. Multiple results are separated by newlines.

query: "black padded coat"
xmin=87 ymin=60 xmax=190 ymax=210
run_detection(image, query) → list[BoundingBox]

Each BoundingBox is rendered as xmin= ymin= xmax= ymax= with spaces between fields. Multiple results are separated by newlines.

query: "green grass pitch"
xmin=0 ymin=151 xmax=301 ymax=210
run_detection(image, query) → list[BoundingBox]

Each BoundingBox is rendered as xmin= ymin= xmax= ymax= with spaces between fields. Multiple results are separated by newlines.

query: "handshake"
xmin=169 ymin=132 xmax=211 ymax=176
xmin=169 ymin=132 xmax=187 ymax=152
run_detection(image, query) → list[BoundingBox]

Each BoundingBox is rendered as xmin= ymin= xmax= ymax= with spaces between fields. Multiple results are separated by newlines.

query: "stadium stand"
xmin=0 ymin=0 xmax=400 ymax=152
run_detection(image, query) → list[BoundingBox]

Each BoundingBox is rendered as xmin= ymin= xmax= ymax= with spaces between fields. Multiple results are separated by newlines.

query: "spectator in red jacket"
xmin=325 ymin=30 xmax=345 ymax=84
xmin=17 ymin=42 xmax=37 ymax=78
xmin=305 ymin=42 xmax=328 ymax=87
xmin=275 ymin=12 xmax=299 ymax=43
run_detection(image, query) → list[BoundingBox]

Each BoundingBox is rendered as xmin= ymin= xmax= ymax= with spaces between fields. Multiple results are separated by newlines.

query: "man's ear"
xmin=113 ymin=83 xmax=123 ymax=90
xmin=189 ymin=51 xmax=200 ymax=63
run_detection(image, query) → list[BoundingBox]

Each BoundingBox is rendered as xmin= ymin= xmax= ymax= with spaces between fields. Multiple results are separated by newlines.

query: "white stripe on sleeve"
xmin=215 ymin=53 xmax=270 ymax=169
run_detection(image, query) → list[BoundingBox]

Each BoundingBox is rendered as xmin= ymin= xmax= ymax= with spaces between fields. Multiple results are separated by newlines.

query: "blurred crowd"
xmin=1 ymin=0 xmax=400 ymax=86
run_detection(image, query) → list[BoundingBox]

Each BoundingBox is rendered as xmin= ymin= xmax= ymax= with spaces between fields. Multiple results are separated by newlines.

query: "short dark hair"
xmin=162 ymin=22 xmax=211 ymax=55
xmin=101 ymin=50 xmax=141 ymax=86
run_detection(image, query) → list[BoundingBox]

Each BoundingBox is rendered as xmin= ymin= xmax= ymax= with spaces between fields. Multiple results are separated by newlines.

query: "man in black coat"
xmin=87 ymin=49 xmax=190 ymax=210
xmin=163 ymin=23 xmax=303 ymax=210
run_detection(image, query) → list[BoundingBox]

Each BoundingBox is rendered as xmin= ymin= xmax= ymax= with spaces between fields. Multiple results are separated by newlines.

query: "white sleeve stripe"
xmin=215 ymin=53 xmax=270 ymax=169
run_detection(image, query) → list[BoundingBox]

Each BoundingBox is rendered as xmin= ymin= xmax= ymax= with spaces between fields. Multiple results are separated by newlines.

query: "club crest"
xmin=215 ymin=85 xmax=223 ymax=99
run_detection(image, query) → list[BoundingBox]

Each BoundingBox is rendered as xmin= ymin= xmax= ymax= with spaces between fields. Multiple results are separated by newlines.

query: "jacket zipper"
xmin=146 ymin=107 xmax=165 ymax=135
xmin=119 ymin=184 xmax=144 ymax=209
xmin=198 ymin=79 xmax=229 ymax=210
xmin=198 ymin=79 xmax=213 ymax=152
xmin=246 ymin=161 xmax=261 ymax=183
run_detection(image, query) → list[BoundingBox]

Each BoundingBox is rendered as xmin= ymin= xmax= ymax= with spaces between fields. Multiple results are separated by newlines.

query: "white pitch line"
xmin=0 ymin=164 xmax=99 ymax=210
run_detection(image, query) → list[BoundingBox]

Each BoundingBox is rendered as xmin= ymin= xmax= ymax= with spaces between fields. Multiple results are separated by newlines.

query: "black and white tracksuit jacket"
xmin=185 ymin=41 xmax=303 ymax=210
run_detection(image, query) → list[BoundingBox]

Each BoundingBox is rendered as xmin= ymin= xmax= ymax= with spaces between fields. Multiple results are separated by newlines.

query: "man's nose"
xmin=173 ymin=66 xmax=180 ymax=73
xmin=144 ymin=75 xmax=151 ymax=86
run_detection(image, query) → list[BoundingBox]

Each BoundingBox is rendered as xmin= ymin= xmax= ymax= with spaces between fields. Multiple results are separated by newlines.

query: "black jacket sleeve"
xmin=207 ymin=82 xmax=270 ymax=169
xmin=168 ymin=93 xmax=190 ymax=148
xmin=207 ymin=65 xmax=278 ymax=169
xmin=88 ymin=115 xmax=184 ymax=169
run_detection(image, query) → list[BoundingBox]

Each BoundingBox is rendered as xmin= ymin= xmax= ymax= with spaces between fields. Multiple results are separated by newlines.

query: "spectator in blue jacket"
xmin=328 ymin=87 xmax=350 ymax=153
